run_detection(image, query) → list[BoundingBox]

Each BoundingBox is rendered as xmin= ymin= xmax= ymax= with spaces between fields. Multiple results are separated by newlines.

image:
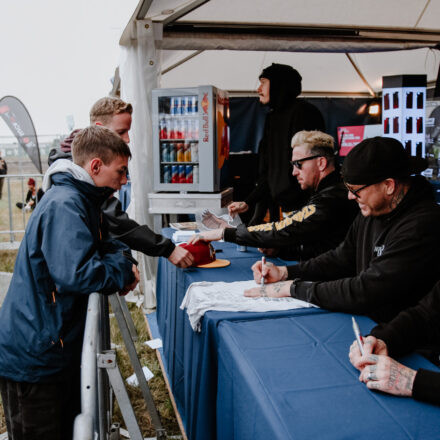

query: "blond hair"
xmin=72 ymin=125 xmax=131 ymax=166
xmin=89 ymin=97 xmax=133 ymax=125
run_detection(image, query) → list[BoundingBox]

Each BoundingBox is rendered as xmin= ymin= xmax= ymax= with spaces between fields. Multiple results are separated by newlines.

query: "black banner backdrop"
xmin=0 ymin=95 xmax=42 ymax=173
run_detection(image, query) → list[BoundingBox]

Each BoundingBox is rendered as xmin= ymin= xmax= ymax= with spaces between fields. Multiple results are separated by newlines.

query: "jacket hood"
xmin=42 ymin=159 xmax=95 ymax=192
xmin=259 ymin=63 xmax=302 ymax=110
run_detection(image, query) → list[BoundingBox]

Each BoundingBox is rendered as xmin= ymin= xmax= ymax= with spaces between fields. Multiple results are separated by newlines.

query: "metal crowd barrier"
xmin=0 ymin=173 xmax=44 ymax=242
xmin=73 ymin=292 xmax=166 ymax=440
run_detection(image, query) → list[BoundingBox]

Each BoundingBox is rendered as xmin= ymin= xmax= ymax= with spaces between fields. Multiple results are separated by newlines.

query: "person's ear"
xmin=89 ymin=158 xmax=103 ymax=175
xmin=317 ymin=156 xmax=327 ymax=171
xmin=383 ymin=178 xmax=396 ymax=196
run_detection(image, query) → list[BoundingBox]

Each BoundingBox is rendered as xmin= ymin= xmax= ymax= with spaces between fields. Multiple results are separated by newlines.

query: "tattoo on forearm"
xmin=273 ymin=282 xmax=287 ymax=294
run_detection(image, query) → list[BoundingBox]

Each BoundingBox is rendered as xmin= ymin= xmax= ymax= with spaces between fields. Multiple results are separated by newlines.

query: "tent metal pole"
xmin=161 ymin=50 xmax=204 ymax=74
xmin=345 ymin=53 xmax=376 ymax=97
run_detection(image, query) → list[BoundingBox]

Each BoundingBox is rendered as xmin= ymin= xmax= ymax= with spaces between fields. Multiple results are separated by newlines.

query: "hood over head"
xmin=259 ymin=63 xmax=302 ymax=109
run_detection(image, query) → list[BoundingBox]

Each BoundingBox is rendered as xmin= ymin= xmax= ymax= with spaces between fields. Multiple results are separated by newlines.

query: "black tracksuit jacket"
xmin=224 ymin=171 xmax=358 ymax=261
xmin=287 ymin=176 xmax=440 ymax=324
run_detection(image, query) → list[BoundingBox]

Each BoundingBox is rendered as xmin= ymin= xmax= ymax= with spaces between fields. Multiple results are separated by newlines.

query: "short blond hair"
xmin=291 ymin=130 xmax=336 ymax=166
xmin=89 ymin=97 xmax=133 ymax=125
xmin=72 ymin=125 xmax=131 ymax=166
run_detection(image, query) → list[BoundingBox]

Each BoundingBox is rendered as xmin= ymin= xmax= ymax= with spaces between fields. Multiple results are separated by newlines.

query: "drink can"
xmin=161 ymin=143 xmax=169 ymax=162
xmin=171 ymin=165 xmax=179 ymax=183
xmin=170 ymin=97 xmax=178 ymax=115
xmin=163 ymin=165 xmax=171 ymax=183
xmin=185 ymin=165 xmax=193 ymax=183
xmin=191 ymin=96 xmax=198 ymax=114
xmin=184 ymin=143 xmax=191 ymax=162
xmin=165 ymin=117 xmax=171 ymax=139
xmin=181 ymin=96 xmax=188 ymax=115
xmin=193 ymin=165 xmax=199 ymax=184
xmin=176 ymin=97 xmax=182 ymax=115
xmin=190 ymin=142 xmax=199 ymax=162
xmin=168 ymin=143 xmax=176 ymax=162
xmin=178 ymin=164 xmax=186 ymax=183
xmin=159 ymin=118 xmax=167 ymax=139
xmin=176 ymin=143 xmax=184 ymax=162
xmin=177 ymin=119 xmax=184 ymax=139
xmin=187 ymin=96 xmax=193 ymax=114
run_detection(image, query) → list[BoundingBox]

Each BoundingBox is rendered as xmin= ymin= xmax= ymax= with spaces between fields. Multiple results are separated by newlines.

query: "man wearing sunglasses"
xmin=245 ymin=136 xmax=440 ymax=327
xmin=190 ymin=130 xmax=357 ymax=261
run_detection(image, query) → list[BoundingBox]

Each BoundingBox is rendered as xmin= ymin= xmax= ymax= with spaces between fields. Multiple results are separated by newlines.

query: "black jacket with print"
xmin=224 ymin=171 xmax=358 ymax=261
xmin=287 ymin=175 xmax=440 ymax=323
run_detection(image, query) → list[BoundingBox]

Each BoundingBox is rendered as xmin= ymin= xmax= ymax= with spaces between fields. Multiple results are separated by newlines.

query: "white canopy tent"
xmin=118 ymin=0 xmax=440 ymax=307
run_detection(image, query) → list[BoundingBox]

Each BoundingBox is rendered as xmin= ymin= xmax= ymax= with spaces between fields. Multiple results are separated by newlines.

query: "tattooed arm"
xmin=359 ymin=355 xmax=416 ymax=397
xmin=244 ymin=281 xmax=292 ymax=298
xmin=349 ymin=335 xmax=416 ymax=397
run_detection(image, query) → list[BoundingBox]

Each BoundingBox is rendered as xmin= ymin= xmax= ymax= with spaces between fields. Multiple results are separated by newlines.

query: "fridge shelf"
xmin=159 ymin=139 xmax=199 ymax=142
xmin=161 ymin=161 xmax=199 ymax=165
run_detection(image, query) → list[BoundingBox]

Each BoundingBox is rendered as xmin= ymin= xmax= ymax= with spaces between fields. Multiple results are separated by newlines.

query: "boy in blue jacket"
xmin=0 ymin=125 xmax=139 ymax=440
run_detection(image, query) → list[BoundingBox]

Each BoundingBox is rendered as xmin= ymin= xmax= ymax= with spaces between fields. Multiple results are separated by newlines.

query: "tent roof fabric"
xmin=120 ymin=0 xmax=440 ymax=96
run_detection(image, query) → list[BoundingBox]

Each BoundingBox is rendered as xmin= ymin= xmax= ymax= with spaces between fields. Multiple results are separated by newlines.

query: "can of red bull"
xmin=171 ymin=165 xmax=179 ymax=183
xmin=171 ymin=97 xmax=178 ymax=115
xmin=163 ymin=165 xmax=171 ymax=183
xmin=185 ymin=165 xmax=193 ymax=183
xmin=181 ymin=96 xmax=188 ymax=115
xmin=161 ymin=143 xmax=169 ymax=162
xmin=168 ymin=143 xmax=176 ymax=162
xmin=191 ymin=96 xmax=198 ymax=114
xmin=178 ymin=165 xmax=186 ymax=183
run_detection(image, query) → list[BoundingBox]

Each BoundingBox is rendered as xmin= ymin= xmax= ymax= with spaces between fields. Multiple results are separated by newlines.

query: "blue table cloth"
xmin=154 ymin=229 xmax=326 ymax=440
xmin=217 ymin=313 xmax=440 ymax=440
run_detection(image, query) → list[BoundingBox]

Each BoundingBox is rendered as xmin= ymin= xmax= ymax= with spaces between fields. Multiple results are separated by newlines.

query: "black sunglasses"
xmin=290 ymin=154 xmax=322 ymax=170
xmin=344 ymin=182 xmax=375 ymax=198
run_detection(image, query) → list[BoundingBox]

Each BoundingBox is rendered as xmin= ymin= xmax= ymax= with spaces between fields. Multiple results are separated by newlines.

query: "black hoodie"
xmin=245 ymin=64 xmax=325 ymax=215
xmin=287 ymin=176 xmax=440 ymax=324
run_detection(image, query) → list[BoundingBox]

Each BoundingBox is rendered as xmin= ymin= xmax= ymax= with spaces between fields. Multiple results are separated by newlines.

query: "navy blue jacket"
xmin=0 ymin=172 xmax=135 ymax=383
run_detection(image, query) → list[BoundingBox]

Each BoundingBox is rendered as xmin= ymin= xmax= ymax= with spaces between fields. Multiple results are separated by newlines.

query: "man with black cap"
xmin=228 ymin=63 xmax=325 ymax=224
xmin=244 ymin=136 xmax=440 ymax=326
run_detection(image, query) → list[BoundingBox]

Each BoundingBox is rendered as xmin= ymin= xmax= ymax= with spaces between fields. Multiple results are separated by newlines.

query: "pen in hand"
xmin=352 ymin=316 xmax=364 ymax=356
xmin=261 ymin=256 xmax=266 ymax=286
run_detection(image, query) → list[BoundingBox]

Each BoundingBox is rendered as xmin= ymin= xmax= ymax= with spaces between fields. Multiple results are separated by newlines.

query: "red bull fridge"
xmin=152 ymin=85 xmax=229 ymax=192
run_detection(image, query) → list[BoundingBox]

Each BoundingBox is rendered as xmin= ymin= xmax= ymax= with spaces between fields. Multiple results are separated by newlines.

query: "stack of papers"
xmin=172 ymin=230 xmax=196 ymax=243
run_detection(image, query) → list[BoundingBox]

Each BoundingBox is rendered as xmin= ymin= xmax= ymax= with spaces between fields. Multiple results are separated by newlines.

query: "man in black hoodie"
xmin=244 ymin=137 xmax=440 ymax=327
xmin=48 ymin=97 xmax=194 ymax=268
xmin=228 ymin=63 xmax=325 ymax=224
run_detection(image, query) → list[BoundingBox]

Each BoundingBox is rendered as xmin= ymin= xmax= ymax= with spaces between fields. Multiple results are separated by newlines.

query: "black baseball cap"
xmin=342 ymin=137 xmax=428 ymax=185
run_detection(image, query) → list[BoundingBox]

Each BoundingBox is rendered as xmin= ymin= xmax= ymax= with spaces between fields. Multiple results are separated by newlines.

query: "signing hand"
xmin=251 ymin=260 xmax=288 ymax=284
xmin=228 ymin=201 xmax=248 ymax=218
xmin=244 ymin=281 xmax=292 ymax=298
xmin=188 ymin=229 xmax=223 ymax=244
xmin=349 ymin=335 xmax=388 ymax=371
xmin=358 ymin=354 xmax=416 ymax=397
xmin=168 ymin=246 xmax=194 ymax=268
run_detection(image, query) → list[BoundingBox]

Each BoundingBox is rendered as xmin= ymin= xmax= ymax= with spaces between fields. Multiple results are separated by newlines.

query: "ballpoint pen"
xmin=261 ymin=256 xmax=266 ymax=286
xmin=352 ymin=316 xmax=364 ymax=356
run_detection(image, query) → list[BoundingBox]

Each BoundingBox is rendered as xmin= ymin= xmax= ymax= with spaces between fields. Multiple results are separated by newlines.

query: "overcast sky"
xmin=0 ymin=0 xmax=139 ymax=139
